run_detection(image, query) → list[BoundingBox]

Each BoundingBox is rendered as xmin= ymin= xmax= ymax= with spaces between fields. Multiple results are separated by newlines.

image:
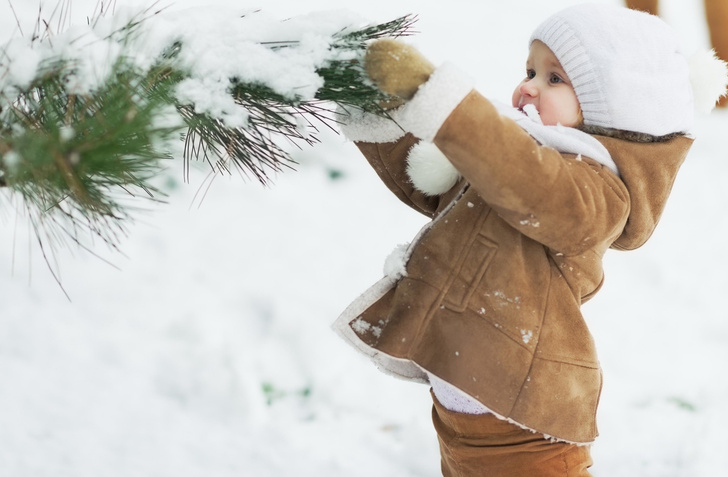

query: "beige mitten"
xmin=364 ymin=39 xmax=435 ymax=101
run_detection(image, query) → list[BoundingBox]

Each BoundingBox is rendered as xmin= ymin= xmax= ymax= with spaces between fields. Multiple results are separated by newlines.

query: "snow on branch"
xmin=0 ymin=3 xmax=416 ymax=266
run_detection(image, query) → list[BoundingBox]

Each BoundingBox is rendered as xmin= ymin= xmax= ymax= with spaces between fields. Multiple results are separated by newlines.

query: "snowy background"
xmin=1 ymin=0 xmax=726 ymax=476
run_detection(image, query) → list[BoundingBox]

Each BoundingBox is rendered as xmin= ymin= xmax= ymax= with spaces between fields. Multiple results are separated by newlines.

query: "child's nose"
xmin=520 ymin=80 xmax=538 ymax=97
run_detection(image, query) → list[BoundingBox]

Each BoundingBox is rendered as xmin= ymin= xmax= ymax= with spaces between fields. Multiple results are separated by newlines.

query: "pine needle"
xmin=0 ymin=7 xmax=418 ymax=273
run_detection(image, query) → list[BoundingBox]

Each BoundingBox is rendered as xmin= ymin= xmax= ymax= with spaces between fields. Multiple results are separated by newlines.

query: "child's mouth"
xmin=520 ymin=104 xmax=543 ymax=124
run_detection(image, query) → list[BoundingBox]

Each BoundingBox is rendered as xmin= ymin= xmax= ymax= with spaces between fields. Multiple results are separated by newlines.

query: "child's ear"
xmin=364 ymin=39 xmax=435 ymax=100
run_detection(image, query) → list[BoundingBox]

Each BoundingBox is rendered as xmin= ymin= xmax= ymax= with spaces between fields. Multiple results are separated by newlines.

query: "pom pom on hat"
xmin=530 ymin=4 xmax=714 ymax=136
xmin=689 ymin=49 xmax=728 ymax=113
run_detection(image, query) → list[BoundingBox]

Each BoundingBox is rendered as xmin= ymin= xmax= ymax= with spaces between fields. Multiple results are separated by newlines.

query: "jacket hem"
xmin=430 ymin=385 xmax=595 ymax=446
xmin=332 ymin=276 xmax=429 ymax=383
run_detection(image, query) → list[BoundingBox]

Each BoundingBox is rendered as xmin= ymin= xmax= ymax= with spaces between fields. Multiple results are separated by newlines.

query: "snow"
xmin=522 ymin=103 xmax=543 ymax=124
xmin=138 ymin=8 xmax=364 ymax=105
xmin=0 ymin=5 xmax=368 ymax=126
xmin=1 ymin=0 xmax=727 ymax=476
xmin=383 ymin=243 xmax=409 ymax=281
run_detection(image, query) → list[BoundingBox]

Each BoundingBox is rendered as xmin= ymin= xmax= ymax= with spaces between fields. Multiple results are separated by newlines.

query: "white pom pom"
xmin=405 ymin=142 xmax=461 ymax=196
xmin=689 ymin=49 xmax=728 ymax=113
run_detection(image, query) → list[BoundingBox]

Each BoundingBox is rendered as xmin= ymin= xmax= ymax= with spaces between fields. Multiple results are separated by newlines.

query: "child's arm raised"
xmin=361 ymin=39 xmax=630 ymax=255
xmin=432 ymin=90 xmax=630 ymax=256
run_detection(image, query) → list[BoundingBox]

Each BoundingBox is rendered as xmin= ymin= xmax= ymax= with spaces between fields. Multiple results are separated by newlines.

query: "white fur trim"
xmin=397 ymin=62 xmax=474 ymax=142
xmin=406 ymin=142 xmax=461 ymax=195
xmin=689 ymin=49 xmax=728 ymax=113
xmin=336 ymin=106 xmax=406 ymax=143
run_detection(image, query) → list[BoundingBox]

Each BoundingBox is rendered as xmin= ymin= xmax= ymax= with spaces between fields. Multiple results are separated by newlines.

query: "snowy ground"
xmin=1 ymin=0 xmax=726 ymax=476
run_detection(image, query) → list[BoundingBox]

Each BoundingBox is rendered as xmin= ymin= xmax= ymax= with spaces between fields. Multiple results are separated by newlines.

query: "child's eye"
xmin=549 ymin=74 xmax=563 ymax=84
xmin=526 ymin=69 xmax=536 ymax=80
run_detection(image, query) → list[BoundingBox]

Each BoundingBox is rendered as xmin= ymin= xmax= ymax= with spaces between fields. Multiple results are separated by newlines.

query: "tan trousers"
xmin=432 ymin=394 xmax=593 ymax=477
xmin=627 ymin=0 xmax=728 ymax=106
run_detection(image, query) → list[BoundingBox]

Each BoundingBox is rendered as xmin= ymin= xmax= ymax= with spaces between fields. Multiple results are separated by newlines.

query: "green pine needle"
xmin=0 ymin=9 xmax=418 ymax=272
xmin=0 ymin=54 xmax=181 ymax=252
xmin=180 ymin=14 xmax=418 ymax=184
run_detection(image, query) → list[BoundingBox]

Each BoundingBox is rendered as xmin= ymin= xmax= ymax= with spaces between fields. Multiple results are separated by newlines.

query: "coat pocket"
xmin=443 ymin=235 xmax=498 ymax=312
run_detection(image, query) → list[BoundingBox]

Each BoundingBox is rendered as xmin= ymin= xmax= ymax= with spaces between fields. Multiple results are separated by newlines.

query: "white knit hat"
xmin=530 ymin=4 xmax=702 ymax=136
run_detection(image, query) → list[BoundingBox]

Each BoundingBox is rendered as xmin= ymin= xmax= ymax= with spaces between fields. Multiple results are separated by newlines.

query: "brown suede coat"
xmin=337 ymin=90 xmax=692 ymax=444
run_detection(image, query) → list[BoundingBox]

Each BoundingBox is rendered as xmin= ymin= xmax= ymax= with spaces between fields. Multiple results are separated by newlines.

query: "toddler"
xmin=334 ymin=4 xmax=726 ymax=476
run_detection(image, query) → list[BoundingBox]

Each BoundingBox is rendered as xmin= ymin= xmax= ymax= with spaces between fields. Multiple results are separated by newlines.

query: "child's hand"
xmin=364 ymin=39 xmax=435 ymax=101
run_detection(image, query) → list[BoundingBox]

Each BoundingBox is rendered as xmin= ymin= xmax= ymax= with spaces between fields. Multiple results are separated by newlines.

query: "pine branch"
xmin=0 ymin=53 xmax=181 ymax=251
xmin=202 ymin=14 xmax=417 ymax=183
xmin=0 ymin=7 xmax=417 ymax=270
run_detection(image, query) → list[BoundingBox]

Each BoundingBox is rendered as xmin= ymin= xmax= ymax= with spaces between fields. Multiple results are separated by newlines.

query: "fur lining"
xmin=406 ymin=142 xmax=461 ymax=195
xmin=578 ymin=124 xmax=687 ymax=143
xmin=494 ymin=100 xmax=620 ymax=176
xmin=396 ymin=62 xmax=475 ymax=142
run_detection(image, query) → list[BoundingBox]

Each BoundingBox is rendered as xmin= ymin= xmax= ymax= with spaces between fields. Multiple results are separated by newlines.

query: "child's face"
xmin=512 ymin=40 xmax=581 ymax=127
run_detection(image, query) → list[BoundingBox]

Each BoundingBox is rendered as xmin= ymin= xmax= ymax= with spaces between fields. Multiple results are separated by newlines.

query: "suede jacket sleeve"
xmin=390 ymin=63 xmax=630 ymax=256
xmin=433 ymin=90 xmax=630 ymax=255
